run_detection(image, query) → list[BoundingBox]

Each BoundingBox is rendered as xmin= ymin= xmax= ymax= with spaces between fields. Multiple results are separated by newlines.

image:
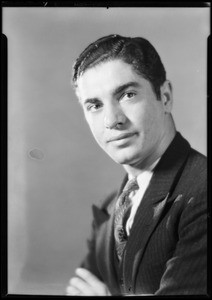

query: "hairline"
xmin=73 ymin=57 xmax=163 ymax=100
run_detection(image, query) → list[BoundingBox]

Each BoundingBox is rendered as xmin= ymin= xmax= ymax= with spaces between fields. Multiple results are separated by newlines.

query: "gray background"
xmin=3 ymin=7 xmax=209 ymax=295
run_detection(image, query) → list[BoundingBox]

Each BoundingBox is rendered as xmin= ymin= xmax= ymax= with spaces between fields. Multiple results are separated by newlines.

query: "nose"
xmin=103 ymin=104 xmax=127 ymax=129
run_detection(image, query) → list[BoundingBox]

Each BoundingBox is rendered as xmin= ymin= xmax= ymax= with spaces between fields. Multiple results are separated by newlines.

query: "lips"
xmin=107 ymin=132 xmax=136 ymax=142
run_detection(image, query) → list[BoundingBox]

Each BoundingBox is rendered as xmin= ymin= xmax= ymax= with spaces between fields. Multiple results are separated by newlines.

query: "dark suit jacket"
xmin=80 ymin=132 xmax=207 ymax=295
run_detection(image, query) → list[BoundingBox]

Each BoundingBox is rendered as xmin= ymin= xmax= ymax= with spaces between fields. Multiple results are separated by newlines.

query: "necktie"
xmin=114 ymin=177 xmax=139 ymax=261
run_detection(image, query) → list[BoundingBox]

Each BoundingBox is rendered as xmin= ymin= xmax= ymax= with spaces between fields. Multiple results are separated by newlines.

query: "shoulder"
xmin=187 ymin=147 xmax=207 ymax=168
xmin=91 ymin=190 xmax=118 ymax=226
xmin=175 ymin=147 xmax=207 ymax=214
xmin=184 ymin=148 xmax=207 ymax=189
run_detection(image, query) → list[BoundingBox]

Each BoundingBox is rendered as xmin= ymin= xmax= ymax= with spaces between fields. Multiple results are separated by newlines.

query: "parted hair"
xmin=72 ymin=34 xmax=166 ymax=100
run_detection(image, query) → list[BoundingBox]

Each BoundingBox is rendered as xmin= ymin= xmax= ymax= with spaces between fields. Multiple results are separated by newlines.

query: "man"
xmin=66 ymin=34 xmax=207 ymax=295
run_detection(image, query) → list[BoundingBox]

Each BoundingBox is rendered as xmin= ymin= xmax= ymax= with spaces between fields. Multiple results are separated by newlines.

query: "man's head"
xmin=72 ymin=34 xmax=166 ymax=100
xmin=72 ymin=35 xmax=175 ymax=172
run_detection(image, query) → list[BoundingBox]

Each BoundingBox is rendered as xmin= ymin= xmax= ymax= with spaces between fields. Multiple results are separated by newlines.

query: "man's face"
xmin=76 ymin=59 xmax=171 ymax=167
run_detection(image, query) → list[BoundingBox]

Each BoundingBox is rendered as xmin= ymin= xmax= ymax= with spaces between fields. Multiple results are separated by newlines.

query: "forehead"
xmin=76 ymin=59 xmax=145 ymax=100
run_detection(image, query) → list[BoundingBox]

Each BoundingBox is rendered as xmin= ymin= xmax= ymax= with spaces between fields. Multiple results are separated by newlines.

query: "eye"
xmin=87 ymin=103 xmax=102 ymax=112
xmin=121 ymin=92 xmax=136 ymax=101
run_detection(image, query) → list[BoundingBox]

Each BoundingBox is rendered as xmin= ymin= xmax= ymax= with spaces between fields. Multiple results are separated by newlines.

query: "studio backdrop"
xmin=3 ymin=7 xmax=209 ymax=295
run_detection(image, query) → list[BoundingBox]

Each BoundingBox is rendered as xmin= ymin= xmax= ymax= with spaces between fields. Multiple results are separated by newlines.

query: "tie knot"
xmin=116 ymin=177 xmax=139 ymax=208
xmin=123 ymin=177 xmax=139 ymax=194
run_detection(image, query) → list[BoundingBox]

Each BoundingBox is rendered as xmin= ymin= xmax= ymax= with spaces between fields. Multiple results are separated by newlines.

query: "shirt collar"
xmin=128 ymin=157 xmax=161 ymax=188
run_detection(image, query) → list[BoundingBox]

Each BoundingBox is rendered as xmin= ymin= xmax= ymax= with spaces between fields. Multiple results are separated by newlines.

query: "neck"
xmin=123 ymin=125 xmax=176 ymax=178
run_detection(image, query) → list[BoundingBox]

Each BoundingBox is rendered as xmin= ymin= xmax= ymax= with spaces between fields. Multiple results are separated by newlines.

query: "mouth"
xmin=107 ymin=132 xmax=137 ymax=143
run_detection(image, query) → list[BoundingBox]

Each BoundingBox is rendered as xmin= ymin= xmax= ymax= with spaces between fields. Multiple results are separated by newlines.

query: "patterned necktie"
xmin=114 ymin=177 xmax=139 ymax=261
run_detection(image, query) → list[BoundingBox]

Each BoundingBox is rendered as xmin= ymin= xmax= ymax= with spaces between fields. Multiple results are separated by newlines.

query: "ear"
xmin=160 ymin=80 xmax=173 ymax=113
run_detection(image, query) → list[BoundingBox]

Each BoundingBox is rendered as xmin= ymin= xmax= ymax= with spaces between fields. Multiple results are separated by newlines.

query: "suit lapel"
xmin=123 ymin=132 xmax=191 ymax=288
xmin=127 ymin=193 xmax=170 ymax=287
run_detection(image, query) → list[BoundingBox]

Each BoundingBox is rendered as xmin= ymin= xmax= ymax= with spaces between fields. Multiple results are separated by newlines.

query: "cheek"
xmin=86 ymin=116 xmax=105 ymax=142
xmin=130 ymin=103 xmax=162 ymax=138
xmin=129 ymin=103 xmax=153 ymax=130
xmin=143 ymin=108 xmax=164 ymax=140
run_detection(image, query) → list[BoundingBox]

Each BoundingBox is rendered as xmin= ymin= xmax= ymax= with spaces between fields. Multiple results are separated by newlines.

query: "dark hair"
xmin=72 ymin=34 xmax=166 ymax=99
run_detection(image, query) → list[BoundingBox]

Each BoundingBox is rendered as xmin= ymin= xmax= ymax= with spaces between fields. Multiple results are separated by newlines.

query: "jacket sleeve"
xmin=155 ymin=191 xmax=207 ymax=295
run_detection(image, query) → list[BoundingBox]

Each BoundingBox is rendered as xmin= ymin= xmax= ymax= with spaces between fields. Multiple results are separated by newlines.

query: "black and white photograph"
xmin=2 ymin=5 xmax=210 ymax=296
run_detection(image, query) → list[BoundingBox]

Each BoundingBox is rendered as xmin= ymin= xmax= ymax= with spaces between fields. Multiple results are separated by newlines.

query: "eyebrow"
xmin=83 ymin=97 xmax=101 ymax=106
xmin=82 ymin=81 xmax=141 ymax=105
xmin=112 ymin=81 xmax=141 ymax=96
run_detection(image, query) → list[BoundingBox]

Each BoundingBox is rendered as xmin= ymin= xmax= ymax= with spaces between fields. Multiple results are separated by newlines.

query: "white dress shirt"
xmin=126 ymin=158 xmax=160 ymax=236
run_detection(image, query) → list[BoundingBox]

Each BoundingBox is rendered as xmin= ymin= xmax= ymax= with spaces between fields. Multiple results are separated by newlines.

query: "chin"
xmin=109 ymin=152 xmax=139 ymax=166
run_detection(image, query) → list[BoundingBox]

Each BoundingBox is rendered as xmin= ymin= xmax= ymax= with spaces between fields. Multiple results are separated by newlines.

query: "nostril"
xmin=28 ymin=148 xmax=44 ymax=160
